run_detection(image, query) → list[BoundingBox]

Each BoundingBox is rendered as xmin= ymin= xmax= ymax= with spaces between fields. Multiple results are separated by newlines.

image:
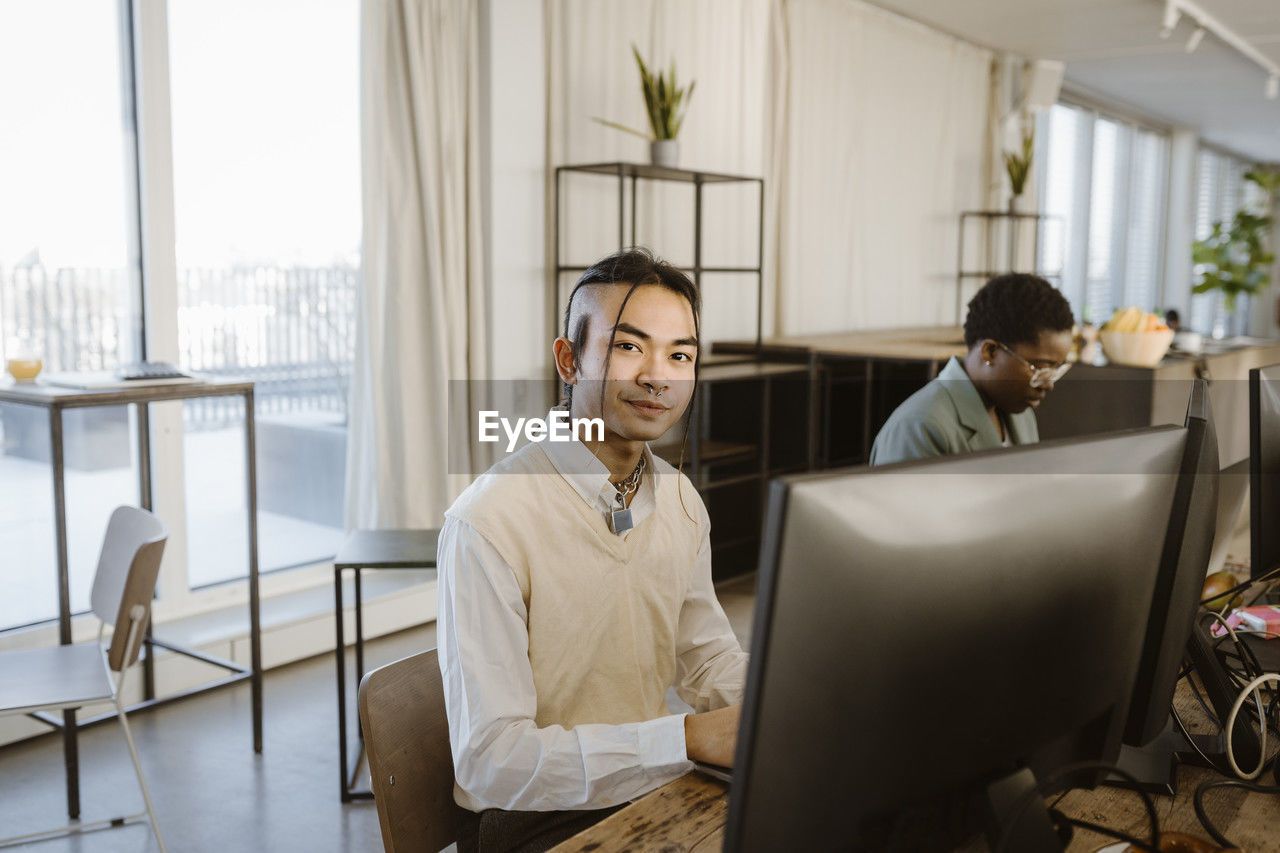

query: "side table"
xmin=334 ymin=528 xmax=440 ymax=801
xmin=0 ymin=376 xmax=262 ymax=820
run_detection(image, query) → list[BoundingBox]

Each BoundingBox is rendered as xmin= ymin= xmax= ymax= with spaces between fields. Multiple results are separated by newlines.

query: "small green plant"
xmin=1003 ymin=127 xmax=1035 ymax=198
xmin=1192 ymin=168 xmax=1278 ymax=313
xmin=592 ymin=46 xmax=695 ymax=141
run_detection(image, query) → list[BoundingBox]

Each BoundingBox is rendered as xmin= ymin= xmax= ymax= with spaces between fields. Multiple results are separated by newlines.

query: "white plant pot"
xmin=649 ymin=139 xmax=679 ymax=168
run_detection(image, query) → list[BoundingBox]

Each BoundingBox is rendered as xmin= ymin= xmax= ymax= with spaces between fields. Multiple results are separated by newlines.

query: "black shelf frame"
xmin=552 ymin=161 xmax=765 ymax=357
xmin=955 ymin=209 xmax=1064 ymax=323
xmin=551 ymin=163 xmax=782 ymax=579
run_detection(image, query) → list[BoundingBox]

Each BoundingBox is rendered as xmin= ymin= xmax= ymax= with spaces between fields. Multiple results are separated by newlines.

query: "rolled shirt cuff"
xmin=638 ymin=713 xmax=691 ymax=769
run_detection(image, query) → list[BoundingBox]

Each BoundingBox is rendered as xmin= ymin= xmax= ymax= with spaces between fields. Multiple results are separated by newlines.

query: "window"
xmin=1036 ymin=103 xmax=1169 ymax=325
xmin=1189 ymin=147 xmax=1260 ymax=336
xmin=0 ymin=0 xmax=360 ymax=631
xmin=0 ymin=1 xmax=145 ymax=629
xmin=168 ymin=0 xmax=359 ymax=586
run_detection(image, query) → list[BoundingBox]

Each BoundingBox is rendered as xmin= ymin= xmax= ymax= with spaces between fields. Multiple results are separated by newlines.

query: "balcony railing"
xmin=0 ymin=262 xmax=357 ymax=428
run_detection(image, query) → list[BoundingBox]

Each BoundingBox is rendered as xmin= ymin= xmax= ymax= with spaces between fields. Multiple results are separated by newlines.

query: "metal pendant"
xmin=609 ymin=507 xmax=634 ymax=535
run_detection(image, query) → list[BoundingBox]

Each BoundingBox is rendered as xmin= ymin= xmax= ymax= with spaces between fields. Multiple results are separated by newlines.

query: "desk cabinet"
xmin=1036 ymin=341 xmax=1280 ymax=467
xmin=652 ymin=360 xmax=812 ymax=580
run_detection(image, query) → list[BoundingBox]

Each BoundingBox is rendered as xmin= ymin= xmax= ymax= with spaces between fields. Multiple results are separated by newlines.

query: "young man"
xmin=437 ymin=249 xmax=747 ymax=852
xmin=870 ymin=273 xmax=1074 ymax=465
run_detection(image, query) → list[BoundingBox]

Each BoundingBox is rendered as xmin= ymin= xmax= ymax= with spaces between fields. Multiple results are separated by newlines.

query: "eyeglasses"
xmin=995 ymin=342 xmax=1071 ymax=390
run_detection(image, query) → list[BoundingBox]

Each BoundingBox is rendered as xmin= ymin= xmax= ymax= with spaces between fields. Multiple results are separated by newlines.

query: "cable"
xmin=1193 ymin=778 xmax=1280 ymax=849
xmin=1171 ymin=705 xmax=1233 ymax=776
xmin=1205 ymin=610 xmax=1243 ymax=646
xmin=993 ymin=761 xmax=1159 ymax=853
xmin=1186 ymin=673 xmax=1221 ymax=725
xmin=1224 ymin=674 xmax=1280 ymax=779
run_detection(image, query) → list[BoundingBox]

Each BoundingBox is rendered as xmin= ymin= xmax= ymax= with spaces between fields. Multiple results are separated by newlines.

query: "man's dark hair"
xmin=963 ymin=273 xmax=1074 ymax=349
xmin=561 ymin=247 xmax=701 ymax=405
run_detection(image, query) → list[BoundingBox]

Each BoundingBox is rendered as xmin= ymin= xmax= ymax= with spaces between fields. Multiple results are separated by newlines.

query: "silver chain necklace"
xmin=608 ymin=454 xmax=646 ymax=534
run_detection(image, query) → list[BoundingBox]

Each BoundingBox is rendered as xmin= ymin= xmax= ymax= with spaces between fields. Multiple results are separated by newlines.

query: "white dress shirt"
xmin=436 ymin=436 xmax=748 ymax=812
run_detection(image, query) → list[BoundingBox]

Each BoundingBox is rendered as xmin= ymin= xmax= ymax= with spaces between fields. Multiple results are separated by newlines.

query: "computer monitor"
xmin=1250 ymin=363 xmax=1280 ymax=584
xmin=1116 ymin=379 xmax=1227 ymax=790
xmin=726 ymin=426 xmax=1190 ymax=852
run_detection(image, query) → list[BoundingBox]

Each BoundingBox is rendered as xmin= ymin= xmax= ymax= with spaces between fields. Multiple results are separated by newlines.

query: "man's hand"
xmin=684 ymin=704 xmax=741 ymax=767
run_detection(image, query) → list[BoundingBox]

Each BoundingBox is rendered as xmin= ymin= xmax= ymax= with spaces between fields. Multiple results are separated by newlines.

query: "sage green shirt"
xmin=869 ymin=356 xmax=1039 ymax=466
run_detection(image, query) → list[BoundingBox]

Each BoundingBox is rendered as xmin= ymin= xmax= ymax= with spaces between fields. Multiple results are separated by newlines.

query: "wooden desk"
xmin=1036 ymin=340 xmax=1280 ymax=468
xmin=553 ymin=674 xmax=1279 ymax=852
xmin=553 ymin=764 xmax=1276 ymax=852
xmin=716 ymin=325 xmax=968 ymax=364
xmin=717 ymin=328 xmax=965 ymax=468
xmin=551 ymin=771 xmax=728 ymax=853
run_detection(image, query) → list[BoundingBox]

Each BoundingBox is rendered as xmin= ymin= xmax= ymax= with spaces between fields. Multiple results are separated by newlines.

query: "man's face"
xmin=983 ymin=328 xmax=1074 ymax=414
xmin=564 ymin=283 xmax=698 ymax=443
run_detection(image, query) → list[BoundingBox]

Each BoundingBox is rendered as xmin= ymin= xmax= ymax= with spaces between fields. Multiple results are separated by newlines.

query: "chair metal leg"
xmin=114 ymin=697 xmax=167 ymax=853
xmin=0 ymin=811 xmax=149 ymax=847
xmin=0 ymin=700 xmax=152 ymax=848
xmin=62 ymin=708 xmax=79 ymax=819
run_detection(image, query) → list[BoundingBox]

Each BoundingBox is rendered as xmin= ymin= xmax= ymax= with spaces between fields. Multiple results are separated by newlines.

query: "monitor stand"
xmin=983 ymin=767 xmax=1065 ymax=852
xmin=1110 ymin=721 xmax=1183 ymax=796
xmin=1110 ymin=625 xmax=1262 ymax=795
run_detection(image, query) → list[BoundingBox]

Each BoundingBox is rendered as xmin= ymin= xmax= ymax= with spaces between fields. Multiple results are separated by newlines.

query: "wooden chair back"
xmin=359 ymin=648 xmax=467 ymax=852
xmin=88 ymin=506 xmax=168 ymax=672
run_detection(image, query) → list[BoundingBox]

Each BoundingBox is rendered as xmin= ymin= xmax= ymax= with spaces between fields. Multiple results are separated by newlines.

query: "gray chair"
xmin=359 ymin=648 xmax=467 ymax=852
xmin=0 ymin=505 xmax=168 ymax=851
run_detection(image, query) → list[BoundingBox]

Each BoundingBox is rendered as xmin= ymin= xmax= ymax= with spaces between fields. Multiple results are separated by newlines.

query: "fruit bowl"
xmin=1099 ymin=329 xmax=1175 ymax=367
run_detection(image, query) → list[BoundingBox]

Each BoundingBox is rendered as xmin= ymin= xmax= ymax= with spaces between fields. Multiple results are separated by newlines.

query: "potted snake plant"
xmin=593 ymin=46 xmax=695 ymax=168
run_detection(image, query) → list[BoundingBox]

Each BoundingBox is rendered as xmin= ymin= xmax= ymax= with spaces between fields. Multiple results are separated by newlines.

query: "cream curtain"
xmin=346 ymin=0 xmax=488 ymax=528
xmin=772 ymin=0 xmax=994 ymax=333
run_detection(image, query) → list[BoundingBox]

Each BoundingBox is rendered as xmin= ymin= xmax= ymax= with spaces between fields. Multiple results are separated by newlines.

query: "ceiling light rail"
xmin=1159 ymin=0 xmax=1280 ymax=99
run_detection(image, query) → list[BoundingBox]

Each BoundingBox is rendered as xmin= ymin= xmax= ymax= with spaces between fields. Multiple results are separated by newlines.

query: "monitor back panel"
xmin=1251 ymin=364 xmax=1280 ymax=581
xmin=728 ymin=427 xmax=1187 ymax=851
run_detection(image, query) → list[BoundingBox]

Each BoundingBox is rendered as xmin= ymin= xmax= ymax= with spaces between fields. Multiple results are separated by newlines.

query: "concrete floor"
xmin=0 ymin=574 xmax=759 ymax=853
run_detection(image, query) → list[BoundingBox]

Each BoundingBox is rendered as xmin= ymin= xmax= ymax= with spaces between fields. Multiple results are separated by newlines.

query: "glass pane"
xmin=1189 ymin=148 xmax=1258 ymax=336
xmin=1038 ymin=104 xmax=1086 ymax=321
xmin=1085 ymin=118 xmax=1119 ymax=321
xmin=168 ymin=0 xmax=358 ymax=583
xmin=0 ymin=1 xmax=142 ymax=631
xmin=0 ymin=1 xmax=140 ymax=371
xmin=0 ymin=404 xmax=139 ymax=628
xmin=1189 ymin=150 xmax=1221 ymax=334
xmin=1124 ymin=130 xmax=1168 ymax=311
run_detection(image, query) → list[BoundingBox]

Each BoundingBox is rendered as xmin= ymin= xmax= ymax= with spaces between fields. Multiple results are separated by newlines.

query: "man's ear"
xmin=552 ymin=337 xmax=577 ymax=386
xmin=978 ymin=339 xmax=1000 ymax=367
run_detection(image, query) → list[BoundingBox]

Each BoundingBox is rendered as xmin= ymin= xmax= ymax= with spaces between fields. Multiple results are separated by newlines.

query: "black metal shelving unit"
xmin=955 ymin=209 xmax=1063 ymax=322
xmin=552 ymin=161 xmax=765 ymax=357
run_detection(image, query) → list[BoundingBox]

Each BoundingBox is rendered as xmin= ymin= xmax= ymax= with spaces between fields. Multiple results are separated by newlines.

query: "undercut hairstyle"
xmin=561 ymin=247 xmax=701 ymax=406
xmin=963 ymin=273 xmax=1074 ymax=350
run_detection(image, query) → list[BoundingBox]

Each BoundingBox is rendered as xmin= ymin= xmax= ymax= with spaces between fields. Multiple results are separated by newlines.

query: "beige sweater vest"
xmin=446 ymin=442 xmax=702 ymax=729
